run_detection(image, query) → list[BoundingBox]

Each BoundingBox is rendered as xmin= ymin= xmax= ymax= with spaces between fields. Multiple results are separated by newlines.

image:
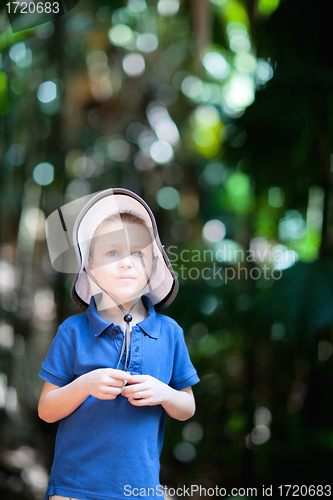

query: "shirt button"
xmin=112 ymin=329 xmax=118 ymax=334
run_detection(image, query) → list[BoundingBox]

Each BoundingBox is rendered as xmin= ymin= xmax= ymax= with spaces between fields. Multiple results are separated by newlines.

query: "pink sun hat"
xmin=45 ymin=188 xmax=178 ymax=312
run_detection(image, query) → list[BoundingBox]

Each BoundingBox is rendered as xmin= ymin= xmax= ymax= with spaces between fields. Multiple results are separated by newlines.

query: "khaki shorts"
xmin=49 ymin=496 xmax=82 ymax=500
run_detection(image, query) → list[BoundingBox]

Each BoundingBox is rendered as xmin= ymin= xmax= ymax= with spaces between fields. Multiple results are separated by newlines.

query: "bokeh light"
xmin=203 ymin=220 xmax=226 ymax=243
xmin=19 ymin=208 xmax=46 ymax=243
xmin=134 ymin=151 xmax=156 ymax=172
xmin=278 ymin=210 xmax=306 ymax=241
xmin=157 ymin=0 xmax=180 ymax=17
xmin=108 ymin=137 xmax=131 ymax=162
xmin=254 ymin=407 xmax=272 ymax=426
xmin=268 ymin=186 xmax=283 ymax=207
xmin=234 ymin=52 xmax=257 ymax=72
xmin=86 ymin=50 xmax=108 ymax=69
xmin=228 ymin=25 xmax=251 ymax=53
xmin=191 ymin=105 xmax=223 ymax=158
xmin=318 ymin=341 xmax=333 ymax=362
xmin=223 ymin=73 xmax=255 ymax=110
xmin=203 ymin=52 xmax=230 ymax=80
xmin=306 ymin=186 xmax=324 ymax=233
xmin=182 ymin=422 xmax=203 ymax=444
xmin=0 ymin=259 xmax=18 ymax=293
xmin=122 ymin=53 xmax=146 ymax=77
xmin=215 ymin=239 xmax=245 ymax=263
xmin=249 ymin=237 xmax=270 ymax=263
xmin=223 ymin=171 xmax=254 ymax=213
xmin=199 ymin=295 xmax=218 ymax=315
xmin=173 ymin=442 xmax=196 ymax=462
xmin=108 ymin=24 xmax=134 ymax=47
xmin=272 ymin=244 xmax=298 ymax=270
xmin=0 ymin=322 xmax=14 ymax=349
xmin=181 ymin=76 xmax=204 ymax=100
xmin=126 ymin=123 xmax=147 ymax=143
xmin=65 ymin=179 xmax=91 ymax=201
xmin=9 ymin=42 xmax=32 ymax=68
xmin=136 ymin=33 xmax=159 ymax=53
xmin=255 ymin=59 xmax=274 ymax=85
xmin=138 ymin=131 xmax=157 ymax=152
xmin=33 ymin=162 xmax=54 ymax=186
xmin=258 ymin=0 xmax=280 ymax=16
xmin=226 ymin=354 xmax=244 ymax=377
xmin=202 ymin=162 xmax=227 ymax=186
xmin=33 ymin=288 xmax=56 ymax=324
xmin=195 ymin=105 xmax=221 ymax=128
xmin=251 ymin=424 xmax=271 ymax=445
xmin=156 ymin=187 xmax=180 ymax=209
xmin=149 ymin=140 xmax=174 ymax=163
xmin=4 ymin=144 xmax=25 ymax=170
xmin=37 ymin=81 xmax=57 ymax=103
xmin=127 ymin=0 xmax=147 ymax=14
xmin=147 ymin=103 xmax=180 ymax=146
xmin=65 ymin=12 xmax=93 ymax=34
xmin=270 ymin=322 xmax=286 ymax=340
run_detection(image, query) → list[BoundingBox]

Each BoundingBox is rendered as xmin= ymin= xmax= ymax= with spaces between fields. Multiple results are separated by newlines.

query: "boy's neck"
xmin=95 ymin=296 xmax=148 ymax=327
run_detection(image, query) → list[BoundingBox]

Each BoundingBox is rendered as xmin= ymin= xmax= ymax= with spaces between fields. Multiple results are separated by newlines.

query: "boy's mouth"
xmin=118 ymin=276 xmax=135 ymax=280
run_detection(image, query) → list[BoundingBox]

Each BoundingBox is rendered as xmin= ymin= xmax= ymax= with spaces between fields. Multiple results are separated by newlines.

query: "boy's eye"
xmin=133 ymin=251 xmax=143 ymax=257
xmin=108 ymin=250 xmax=118 ymax=257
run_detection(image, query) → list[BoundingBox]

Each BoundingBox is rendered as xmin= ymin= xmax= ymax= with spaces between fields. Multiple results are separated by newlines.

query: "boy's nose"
xmin=118 ymin=255 xmax=133 ymax=267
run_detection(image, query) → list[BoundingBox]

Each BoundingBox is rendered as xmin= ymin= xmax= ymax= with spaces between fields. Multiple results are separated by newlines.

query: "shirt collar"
xmin=86 ymin=295 xmax=159 ymax=339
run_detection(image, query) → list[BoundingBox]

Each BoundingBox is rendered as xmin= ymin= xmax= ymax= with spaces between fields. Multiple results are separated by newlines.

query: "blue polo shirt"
xmin=39 ymin=295 xmax=199 ymax=500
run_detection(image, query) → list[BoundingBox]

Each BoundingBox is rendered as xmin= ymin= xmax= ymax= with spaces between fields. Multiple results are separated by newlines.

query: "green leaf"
xmin=0 ymin=27 xmax=36 ymax=51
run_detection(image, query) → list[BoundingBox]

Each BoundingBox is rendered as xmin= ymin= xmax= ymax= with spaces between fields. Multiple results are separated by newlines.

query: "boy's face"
xmin=88 ymin=220 xmax=155 ymax=306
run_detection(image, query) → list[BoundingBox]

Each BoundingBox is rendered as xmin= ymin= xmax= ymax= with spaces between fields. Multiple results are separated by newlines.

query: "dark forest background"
xmin=1 ymin=0 xmax=333 ymax=498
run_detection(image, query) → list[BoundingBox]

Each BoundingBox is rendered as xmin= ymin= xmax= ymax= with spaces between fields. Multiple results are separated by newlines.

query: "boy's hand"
xmin=121 ymin=375 xmax=170 ymax=406
xmin=82 ymin=368 xmax=131 ymax=400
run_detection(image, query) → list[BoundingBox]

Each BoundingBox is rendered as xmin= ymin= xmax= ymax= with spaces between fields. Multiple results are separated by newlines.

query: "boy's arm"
xmin=162 ymin=386 xmax=196 ymax=421
xmin=38 ymin=378 xmax=90 ymax=423
xmin=38 ymin=368 xmax=130 ymax=423
xmin=121 ymin=375 xmax=196 ymax=421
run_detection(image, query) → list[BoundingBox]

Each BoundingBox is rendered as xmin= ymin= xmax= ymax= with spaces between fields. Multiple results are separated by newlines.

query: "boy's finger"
xmin=108 ymin=378 xmax=127 ymax=388
xmin=128 ymin=398 xmax=147 ymax=406
xmin=122 ymin=383 xmax=146 ymax=396
xmin=104 ymin=386 xmax=124 ymax=396
xmin=130 ymin=391 xmax=146 ymax=399
xmin=107 ymin=369 xmax=131 ymax=380
xmin=127 ymin=375 xmax=147 ymax=384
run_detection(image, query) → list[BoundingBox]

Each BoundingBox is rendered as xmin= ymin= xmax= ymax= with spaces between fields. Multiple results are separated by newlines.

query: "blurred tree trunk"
xmin=192 ymin=0 xmax=212 ymax=71
xmin=246 ymin=0 xmax=258 ymax=42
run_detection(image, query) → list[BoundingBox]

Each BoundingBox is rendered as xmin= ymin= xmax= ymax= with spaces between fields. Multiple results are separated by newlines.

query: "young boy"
xmin=38 ymin=188 xmax=200 ymax=500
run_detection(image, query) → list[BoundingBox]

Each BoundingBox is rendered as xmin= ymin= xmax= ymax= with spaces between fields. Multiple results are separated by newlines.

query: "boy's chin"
xmin=101 ymin=293 xmax=144 ymax=308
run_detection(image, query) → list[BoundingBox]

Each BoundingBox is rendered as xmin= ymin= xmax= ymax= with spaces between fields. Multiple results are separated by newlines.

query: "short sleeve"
xmin=169 ymin=327 xmax=200 ymax=391
xmin=38 ymin=325 xmax=76 ymax=387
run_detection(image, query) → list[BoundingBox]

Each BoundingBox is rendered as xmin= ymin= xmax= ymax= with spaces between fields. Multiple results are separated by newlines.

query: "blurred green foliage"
xmin=1 ymin=0 xmax=333 ymax=498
